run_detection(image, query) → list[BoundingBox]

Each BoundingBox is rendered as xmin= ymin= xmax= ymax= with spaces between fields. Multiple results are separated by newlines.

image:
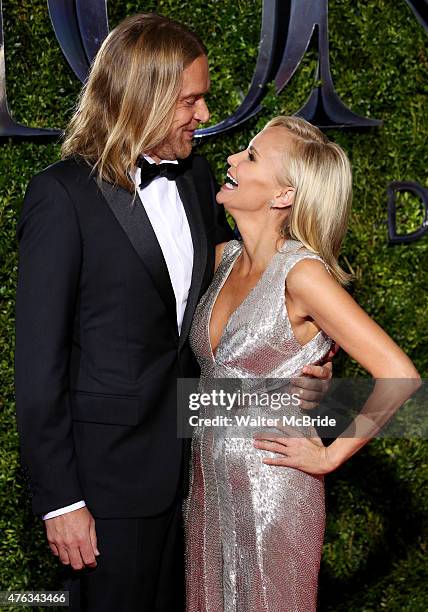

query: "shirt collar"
xmin=143 ymin=154 xmax=178 ymax=166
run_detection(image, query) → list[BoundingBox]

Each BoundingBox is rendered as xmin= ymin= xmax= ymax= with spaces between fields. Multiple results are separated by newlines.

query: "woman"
xmin=183 ymin=116 xmax=420 ymax=611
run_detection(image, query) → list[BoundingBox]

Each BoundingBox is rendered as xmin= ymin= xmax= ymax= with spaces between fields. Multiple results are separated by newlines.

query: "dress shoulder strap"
xmin=275 ymin=239 xmax=330 ymax=281
xmin=211 ymin=239 xmax=242 ymax=282
xmin=217 ymin=239 xmax=242 ymax=268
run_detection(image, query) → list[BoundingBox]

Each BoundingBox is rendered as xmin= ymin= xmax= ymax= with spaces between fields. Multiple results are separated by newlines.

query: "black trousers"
xmin=65 ymin=498 xmax=184 ymax=612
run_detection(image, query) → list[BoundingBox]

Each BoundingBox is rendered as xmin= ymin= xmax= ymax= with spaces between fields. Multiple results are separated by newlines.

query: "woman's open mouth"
xmin=223 ymin=171 xmax=239 ymax=190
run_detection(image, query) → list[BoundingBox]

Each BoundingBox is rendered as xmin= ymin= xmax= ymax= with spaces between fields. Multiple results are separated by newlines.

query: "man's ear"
xmin=270 ymin=187 xmax=295 ymax=210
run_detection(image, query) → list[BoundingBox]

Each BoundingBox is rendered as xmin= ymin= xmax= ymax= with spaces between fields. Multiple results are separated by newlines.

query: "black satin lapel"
xmin=177 ymin=170 xmax=208 ymax=347
xmin=99 ymin=181 xmax=178 ymax=332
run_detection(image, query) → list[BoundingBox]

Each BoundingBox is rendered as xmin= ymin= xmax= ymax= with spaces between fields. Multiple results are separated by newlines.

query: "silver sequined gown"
xmin=184 ymin=239 xmax=333 ymax=612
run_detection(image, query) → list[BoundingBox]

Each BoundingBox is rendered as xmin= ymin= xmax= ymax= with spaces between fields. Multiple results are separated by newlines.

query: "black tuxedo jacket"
xmin=15 ymin=154 xmax=233 ymax=518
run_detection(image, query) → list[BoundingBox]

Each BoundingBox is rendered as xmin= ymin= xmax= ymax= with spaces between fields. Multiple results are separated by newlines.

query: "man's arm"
xmin=15 ymin=172 xmax=99 ymax=569
xmin=15 ymin=172 xmax=83 ymax=515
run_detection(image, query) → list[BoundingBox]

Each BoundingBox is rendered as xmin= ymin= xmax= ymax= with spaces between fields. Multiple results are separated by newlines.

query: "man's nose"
xmin=194 ymin=98 xmax=210 ymax=123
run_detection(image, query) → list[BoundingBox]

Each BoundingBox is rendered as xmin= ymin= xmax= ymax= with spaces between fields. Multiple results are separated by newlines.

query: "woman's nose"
xmin=227 ymin=151 xmax=241 ymax=166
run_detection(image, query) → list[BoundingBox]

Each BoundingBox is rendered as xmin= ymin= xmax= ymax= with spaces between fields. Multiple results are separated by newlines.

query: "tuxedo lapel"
xmin=99 ymin=181 xmax=178 ymax=333
xmin=177 ymin=167 xmax=208 ymax=348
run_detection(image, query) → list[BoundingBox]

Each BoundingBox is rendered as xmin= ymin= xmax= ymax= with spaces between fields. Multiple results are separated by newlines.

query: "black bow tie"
xmin=136 ymin=156 xmax=184 ymax=189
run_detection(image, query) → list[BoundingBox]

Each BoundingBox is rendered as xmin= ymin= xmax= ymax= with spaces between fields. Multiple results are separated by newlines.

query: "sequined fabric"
xmin=184 ymin=239 xmax=332 ymax=612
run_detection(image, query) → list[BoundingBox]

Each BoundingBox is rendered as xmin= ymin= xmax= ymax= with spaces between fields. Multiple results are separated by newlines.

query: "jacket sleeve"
xmin=15 ymin=172 xmax=84 ymax=516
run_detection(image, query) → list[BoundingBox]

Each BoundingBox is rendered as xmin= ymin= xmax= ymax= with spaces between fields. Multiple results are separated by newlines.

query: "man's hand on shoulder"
xmin=45 ymin=506 xmax=99 ymax=571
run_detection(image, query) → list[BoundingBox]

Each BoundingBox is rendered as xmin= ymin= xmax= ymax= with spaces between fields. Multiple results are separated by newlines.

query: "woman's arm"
xmin=288 ymin=259 xmax=419 ymax=377
xmin=254 ymin=258 xmax=421 ymax=474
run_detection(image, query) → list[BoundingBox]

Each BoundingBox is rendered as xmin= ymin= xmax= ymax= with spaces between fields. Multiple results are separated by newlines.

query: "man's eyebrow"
xmin=181 ymin=82 xmax=211 ymax=99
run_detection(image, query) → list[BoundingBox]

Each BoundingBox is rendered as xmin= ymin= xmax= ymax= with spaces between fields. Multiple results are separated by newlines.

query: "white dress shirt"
xmin=135 ymin=156 xmax=194 ymax=333
xmin=42 ymin=155 xmax=194 ymax=520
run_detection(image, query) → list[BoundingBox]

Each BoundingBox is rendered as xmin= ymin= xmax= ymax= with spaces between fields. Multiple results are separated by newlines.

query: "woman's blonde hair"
xmin=61 ymin=13 xmax=206 ymax=191
xmin=265 ymin=116 xmax=353 ymax=285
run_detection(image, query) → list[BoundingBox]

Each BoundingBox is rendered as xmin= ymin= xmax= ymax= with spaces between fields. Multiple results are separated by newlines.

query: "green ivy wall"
xmin=0 ymin=1 xmax=427 ymax=610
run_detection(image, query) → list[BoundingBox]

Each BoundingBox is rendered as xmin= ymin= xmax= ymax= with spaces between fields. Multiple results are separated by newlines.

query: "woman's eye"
xmin=185 ymin=98 xmax=196 ymax=106
xmin=248 ymin=151 xmax=254 ymax=161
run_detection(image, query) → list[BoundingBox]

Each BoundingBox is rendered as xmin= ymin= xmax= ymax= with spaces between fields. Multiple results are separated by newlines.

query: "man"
xmin=15 ymin=12 xmax=331 ymax=612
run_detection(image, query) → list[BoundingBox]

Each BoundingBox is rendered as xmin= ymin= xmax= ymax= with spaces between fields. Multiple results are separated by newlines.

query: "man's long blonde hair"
xmin=265 ymin=116 xmax=353 ymax=285
xmin=62 ymin=13 xmax=206 ymax=191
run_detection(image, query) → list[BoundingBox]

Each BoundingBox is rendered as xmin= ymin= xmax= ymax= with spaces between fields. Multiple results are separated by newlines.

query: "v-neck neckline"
xmin=207 ymin=241 xmax=287 ymax=362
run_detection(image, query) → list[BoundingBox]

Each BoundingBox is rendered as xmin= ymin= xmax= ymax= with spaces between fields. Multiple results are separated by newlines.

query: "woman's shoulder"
xmin=285 ymin=250 xmax=335 ymax=302
xmin=280 ymin=240 xmax=330 ymax=289
xmin=279 ymin=241 xmax=330 ymax=279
